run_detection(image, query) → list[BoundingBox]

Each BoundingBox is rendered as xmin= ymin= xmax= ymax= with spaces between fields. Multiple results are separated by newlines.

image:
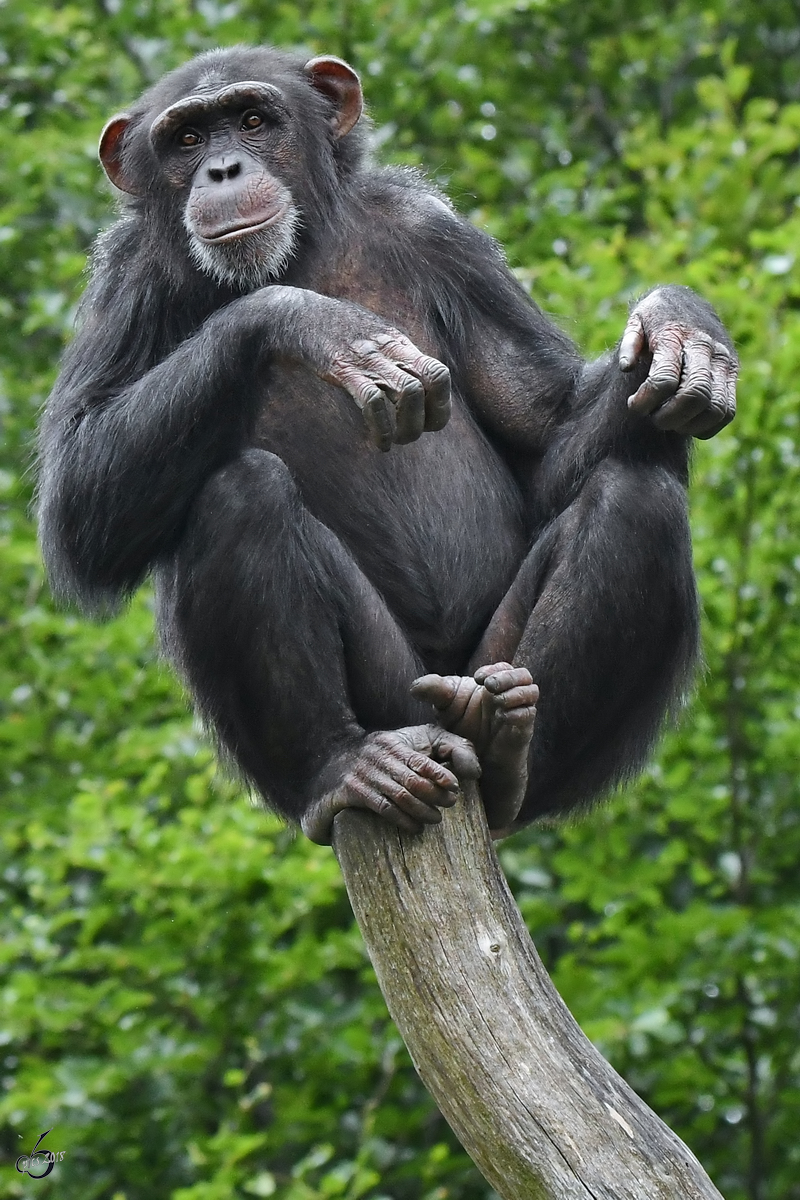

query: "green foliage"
xmin=3 ymin=2 xmax=800 ymax=1198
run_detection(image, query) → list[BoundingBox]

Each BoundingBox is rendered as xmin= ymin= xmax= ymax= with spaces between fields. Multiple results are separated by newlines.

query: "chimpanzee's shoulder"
xmin=356 ymin=166 xmax=461 ymax=232
xmin=353 ymin=165 xmax=512 ymax=298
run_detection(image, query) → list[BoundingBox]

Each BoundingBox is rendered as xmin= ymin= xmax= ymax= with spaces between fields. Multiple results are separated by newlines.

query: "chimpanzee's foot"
xmin=410 ymin=663 xmax=538 ymax=834
xmin=300 ymin=724 xmax=481 ymax=845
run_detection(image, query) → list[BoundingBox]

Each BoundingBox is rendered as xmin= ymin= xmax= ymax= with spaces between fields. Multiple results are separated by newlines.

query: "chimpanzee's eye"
xmin=241 ymin=110 xmax=265 ymax=131
xmin=177 ymin=128 xmax=203 ymax=148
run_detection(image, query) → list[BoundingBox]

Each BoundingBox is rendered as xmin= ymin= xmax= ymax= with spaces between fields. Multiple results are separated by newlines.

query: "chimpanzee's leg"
xmin=417 ymin=456 xmax=698 ymax=831
xmin=155 ymin=449 xmax=479 ymax=843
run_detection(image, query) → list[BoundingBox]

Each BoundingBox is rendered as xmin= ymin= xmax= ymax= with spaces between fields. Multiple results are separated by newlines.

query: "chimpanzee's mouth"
xmin=201 ymin=202 xmax=290 ymax=243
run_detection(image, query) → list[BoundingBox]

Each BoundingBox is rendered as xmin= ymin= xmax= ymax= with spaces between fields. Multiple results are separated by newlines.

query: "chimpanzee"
xmin=37 ymin=46 xmax=738 ymax=843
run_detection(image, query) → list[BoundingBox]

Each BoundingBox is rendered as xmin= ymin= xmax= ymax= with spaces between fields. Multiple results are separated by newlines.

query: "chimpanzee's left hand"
xmin=618 ymin=285 xmax=738 ymax=439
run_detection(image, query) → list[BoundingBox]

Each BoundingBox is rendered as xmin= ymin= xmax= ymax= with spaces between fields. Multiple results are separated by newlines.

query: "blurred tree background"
xmin=2 ymin=0 xmax=800 ymax=1197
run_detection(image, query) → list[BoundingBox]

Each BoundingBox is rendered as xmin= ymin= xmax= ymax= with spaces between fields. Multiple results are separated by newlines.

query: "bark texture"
xmin=333 ymin=780 xmax=724 ymax=1200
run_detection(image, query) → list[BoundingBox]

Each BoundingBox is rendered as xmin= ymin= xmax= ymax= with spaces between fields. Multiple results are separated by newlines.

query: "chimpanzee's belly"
xmin=255 ymin=365 xmax=526 ymax=666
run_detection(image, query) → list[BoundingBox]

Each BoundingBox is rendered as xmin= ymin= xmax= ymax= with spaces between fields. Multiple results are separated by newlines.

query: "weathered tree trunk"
xmin=333 ymin=780 xmax=724 ymax=1200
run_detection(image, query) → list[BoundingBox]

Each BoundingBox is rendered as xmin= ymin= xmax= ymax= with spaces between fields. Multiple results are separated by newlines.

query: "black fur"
xmin=38 ymin=46 xmax=727 ymax=829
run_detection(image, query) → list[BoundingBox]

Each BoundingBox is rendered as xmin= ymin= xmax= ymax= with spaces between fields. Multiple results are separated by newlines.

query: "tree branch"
xmin=333 ymin=780 xmax=725 ymax=1200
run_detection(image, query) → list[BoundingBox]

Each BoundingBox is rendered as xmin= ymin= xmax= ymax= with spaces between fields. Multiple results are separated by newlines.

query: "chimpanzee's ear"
xmin=304 ymin=56 xmax=363 ymax=139
xmin=99 ymin=114 xmax=138 ymax=194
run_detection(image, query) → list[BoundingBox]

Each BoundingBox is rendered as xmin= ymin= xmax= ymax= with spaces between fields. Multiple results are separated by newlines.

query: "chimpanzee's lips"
xmin=199 ymin=202 xmax=290 ymax=243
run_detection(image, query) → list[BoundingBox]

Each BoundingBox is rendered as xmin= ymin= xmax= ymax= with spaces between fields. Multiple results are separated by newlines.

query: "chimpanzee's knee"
xmin=186 ymin=449 xmax=298 ymax=544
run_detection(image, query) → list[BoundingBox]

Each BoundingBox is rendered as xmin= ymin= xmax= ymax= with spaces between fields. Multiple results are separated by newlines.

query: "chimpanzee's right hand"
xmin=255 ymin=287 xmax=452 ymax=451
xmin=323 ymin=322 xmax=452 ymax=451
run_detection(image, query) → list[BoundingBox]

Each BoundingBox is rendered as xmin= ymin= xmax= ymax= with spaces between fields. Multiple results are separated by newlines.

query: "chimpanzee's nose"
xmin=206 ymin=157 xmax=242 ymax=184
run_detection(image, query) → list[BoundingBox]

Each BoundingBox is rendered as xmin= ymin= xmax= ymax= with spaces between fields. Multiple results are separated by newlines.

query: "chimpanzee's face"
xmin=148 ymin=82 xmax=301 ymax=289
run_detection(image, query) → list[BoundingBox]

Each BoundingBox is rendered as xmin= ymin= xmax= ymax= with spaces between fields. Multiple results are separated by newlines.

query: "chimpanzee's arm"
xmin=405 ymin=193 xmax=737 ymax=453
xmin=38 ymin=265 xmax=450 ymax=609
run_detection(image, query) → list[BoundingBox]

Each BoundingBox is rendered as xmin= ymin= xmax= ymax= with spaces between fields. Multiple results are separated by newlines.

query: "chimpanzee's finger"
xmin=714 ymin=344 xmax=737 ymax=401
xmin=430 ymin=730 xmax=482 ymax=780
xmin=710 ymin=345 xmax=738 ymax=425
xmin=477 ymin=665 xmax=533 ymax=693
xmin=410 ymin=673 xmax=460 ymax=706
xmin=682 ymin=407 xmax=728 ymax=438
xmin=676 ymin=345 xmax=737 ymax=439
xmin=385 ymin=763 xmax=458 ymax=812
xmin=370 ymin=768 xmax=451 ymax=821
xmin=491 ymin=684 xmax=540 ymax=711
xmin=388 ymin=375 xmax=426 ymax=444
xmin=365 ymin=791 xmax=425 ymax=833
xmin=651 ymin=336 xmax=713 ymax=431
xmin=411 ymin=673 xmax=474 ymax=719
xmin=473 ymin=661 xmax=515 ymax=684
xmin=319 ymin=778 xmax=423 ymax=837
xmin=401 ymin=747 xmax=461 ymax=792
xmin=333 ymin=777 xmax=424 ymax=835
xmin=411 ymin=674 xmax=487 ymax=746
xmin=417 ymin=359 xmax=452 ymax=432
xmin=683 ymin=398 xmax=735 ymax=438
xmin=627 ymin=335 xmax=684 ymax=415
xmin=359 ymin=387 xmax=395 ymax=451
xmin=618 ymin=311 xmax=647 ymax=371
xmin=381 ymin=338 xmax=451 ymax=432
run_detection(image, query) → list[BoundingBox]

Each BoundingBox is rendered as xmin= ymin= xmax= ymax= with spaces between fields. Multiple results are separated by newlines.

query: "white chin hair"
xmin=187 ymin=205 xmax=301 ymax=290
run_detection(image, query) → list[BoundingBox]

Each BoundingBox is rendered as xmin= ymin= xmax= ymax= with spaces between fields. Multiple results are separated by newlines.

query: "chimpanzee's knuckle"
xmin=681 ymin=378 xmax=713 ymax=404
xmin=497 ymin=668 xmax=520 ymax=686
xmin=650 ymin=320 xmax=684 ymax=345
xmin=351 ymin=338 xmax=380 ymax=358
xmin=359 ymin=351 xmax=386 ymax=376
xmin=651 ymin=368 xmax=681 ymax=393
xmin=376 ymin=734 xmax=406 ymax=762
xmin=373 ymin=328 xmax=405 ymax=347
xmin=689 ymin=330 xmax=714 ymax=352
xmin=708 ymin=398 xmax=730 ymax=422
xmin=399 ymin=375 xmax=425 ymax=399
xmin=385 ymin=777 xmax=405 ymax=800
xmin=345 ymin=773 xmax=369 ymax=802
xmin=341 ymin=369 xmax=369 ymax=396
xmin=382 ymin=336 xmax=413 ymax=361
xmin=375 ymin=746 xmax=403 ymax=776
xmin=503 ymin=712 xmax=529 ymax=732
xmin=395 ymin=787 xmax=421 ymax=813
xmin=363 ymin=737 xmax=387 ymax=761
xmin=394 ymin=768 xmax=414 ymax=793
xmin=422 ymin=357 xmax=450 ymax=384
xmin=372 ymin=795 xmax=395 ymax=818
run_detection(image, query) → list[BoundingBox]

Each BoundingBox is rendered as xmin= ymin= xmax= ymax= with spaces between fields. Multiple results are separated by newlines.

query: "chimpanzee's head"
xmin=98 ymin=46 xmax=364 ymax=289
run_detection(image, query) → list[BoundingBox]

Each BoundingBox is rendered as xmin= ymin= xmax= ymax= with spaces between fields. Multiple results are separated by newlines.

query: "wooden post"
xmin=333 ymin=780 xmax=724 ymax=1200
